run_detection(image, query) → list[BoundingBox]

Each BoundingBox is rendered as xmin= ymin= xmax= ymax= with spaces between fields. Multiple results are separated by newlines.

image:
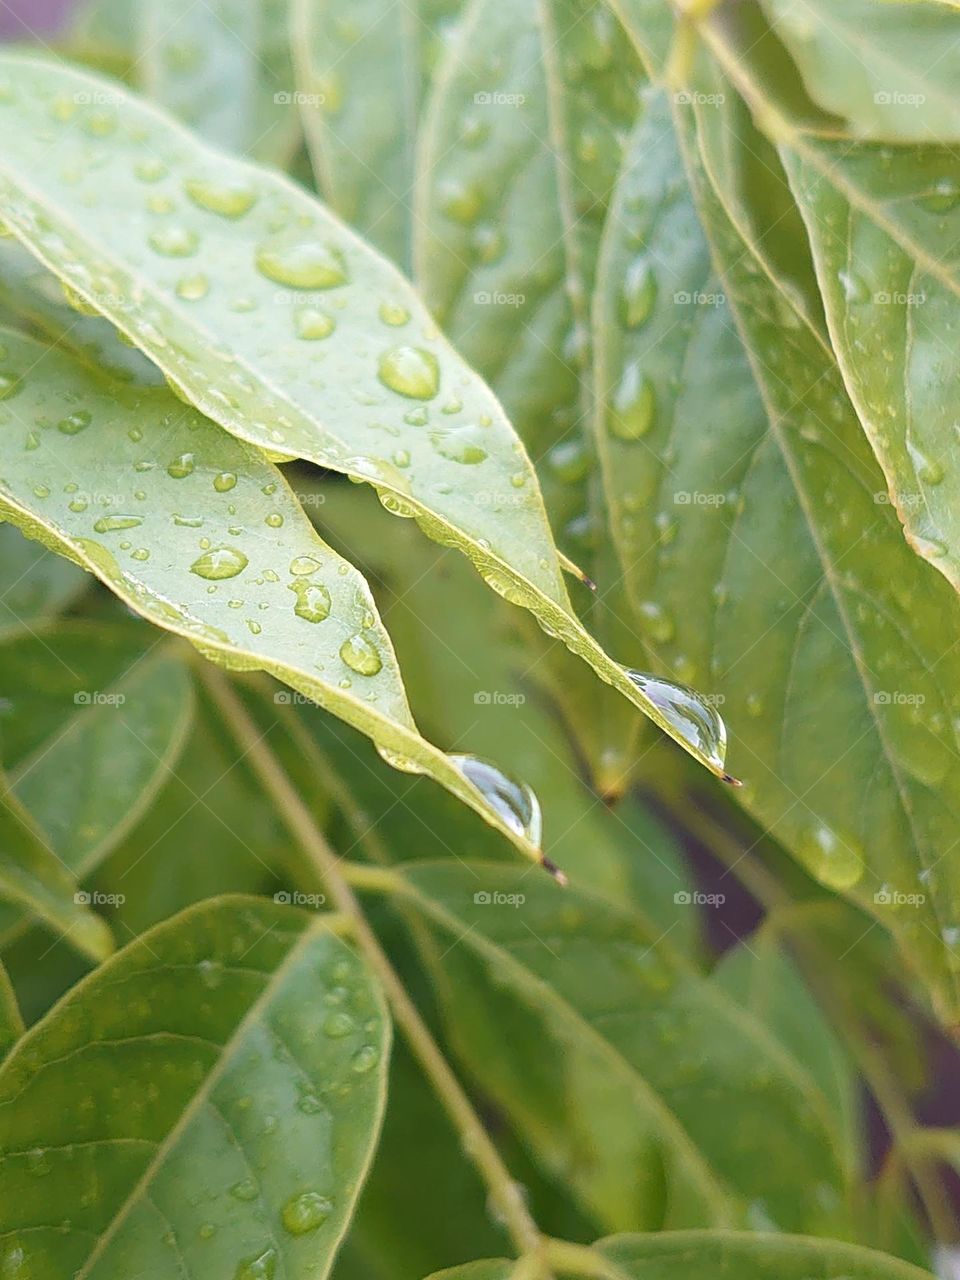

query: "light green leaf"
xmin=594 ymin=77 xmax=960 ymax=1021
xmin=294 ymin=0 xmax=461 ymax=267
xmin=762 ymin=0 xmax=960 ymax=141
xmin=0 ymin=958 xmax=23 ymax=1060
xmin=0 ymin=769 xmax=112 ymax=963
xmin=0 ymin=895 xmax=391 ymax=1279
xmin=0 ymin=520 xmax=88 ymax=640
xmin=0 ymin=53 xmax=737 ymax=784
xmin=0 ymin=327 xmax=572 ymax=869
xmin=387 ymin=861 xmax=850 ymax=1235
xmin=139 ymin=0 xmax=302 ymax=166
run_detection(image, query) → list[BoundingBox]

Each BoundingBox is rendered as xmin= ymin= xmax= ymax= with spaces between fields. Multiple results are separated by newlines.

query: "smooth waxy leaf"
xmin=426 ymin=1232 xmax=936 ymax=1280
xmin=0 ymin=520 xmax=87 ymax=639
xmin=387 ymin=861 xmax=850 ymax=1235
xmin=0 ymin=328 xmax=562 ymax=869
xmin=591 ymin=80 xmax=960 ymax=1020
xmin=0 ymin=959 xmax=23 ymax=1059
xmin=0 ymin=895 xmax=391 ymax=1280
xmin=139 ymin=0 xmax=302 ymax=166
xmin=761 ymin=0 xmax=960 ymax=141
xmin=0 ymin=53 xmax=736 ymax=783
xmin=294 ymin=0 xmax=461 ymax=267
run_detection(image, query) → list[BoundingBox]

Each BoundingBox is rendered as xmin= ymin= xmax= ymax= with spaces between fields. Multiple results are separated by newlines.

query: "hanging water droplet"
xmin=184 ymin=176 xmax=258 ymax=218
xmin=378 ymin=346 xmax=439 ymax=400
xmin=449 ymin=754 xmax=542 ymax=845
xmin=295 ymin=307 xmax=336 ymax=340
xmin=191 ymin=546 xmax=249 ymax=581
xmin=288 ymin=579 xmax=331 ymax=623
xmin=281 ymin=1191 xmax=333 ymax=1236
xmin=340 ymin=633 xmax=382 ymax=676
xmin=797 ymin=823 xmax=864 ymax=891
xmin=609 ymin=364 xmax=655 ymax=440
xmin=620 ymin=257 xmax=657 ymax=328
xmin=149 ymin=226 xmax=199 ymax=257
xmin=625 ymin=670 xmax=727 ymax=772
xmin=256 ymin=236 xmax=347 ymax=289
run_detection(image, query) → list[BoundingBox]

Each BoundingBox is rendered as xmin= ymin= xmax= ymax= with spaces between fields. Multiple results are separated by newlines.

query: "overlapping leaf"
xmin=0 ymin=521 xmax=87 ymax=639
xmin=0 ymin=326 xmax=560 ymax=869
xmin=0 ymin=896 xmax=390 ymax=1279
xmin=0 ymin=52 xmax=737 ymax=782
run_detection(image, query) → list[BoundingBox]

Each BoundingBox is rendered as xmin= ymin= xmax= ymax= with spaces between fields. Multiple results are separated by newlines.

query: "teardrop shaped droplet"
xmin=190 ymin=546 xmax=249 ymax=581
xmin=625 ymin=670 xmax=727 ymax=772
xmin=289 ymin=579 xmax=331 ymax=623
xmin=290 ymin=555 xmax=322 ymax=576
xmin=378 ymin=346 xmax=440 ymax=400
xmin=339 ymin=633 xmax=382 ymax=676
xmin=797 ymin=823 xmax=864 ymax=891
xmin=609 ymin=364 xmax=655 ymax=440
xmin=449 ymin=754 xmax=542 ymax=846
xmin=184 ymin=176 xmax=258 ymax=218
xmin=256 ymin=236 xmax=348 ymax=289
xmin=281 ymin=1191 xmax=333 ymax=1236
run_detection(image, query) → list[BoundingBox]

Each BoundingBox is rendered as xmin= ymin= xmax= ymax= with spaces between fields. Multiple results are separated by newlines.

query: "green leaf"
xmin=387 ymin=861 xmax=851 ymax=1235
xmin=0 ymin=520 xmax=88 ymax=640
xmin=0 ymin=895 xmax=391 ymax=1279
xmin=139 ymin=0 xmax=302 ymax=166
xmin=0 ymin=769 xmax=112 ymax=963
xmin=761 ymin=0 xmax=960 ymax=141
xmin=0 ymin=52 xmax=737 ymax=784
xmin=0 ymin=958 xmax=23 ymax=1060
xmin=593 ymin=77 xmax=960 ymax=1020
xmin=0 ymin=326 xmax=565 ymax=871
xmin=293 ymin=0 xmax=460 ymax=267
xmin=5 ymin=647 xmax=193 ymax=924
xmin=426 ymin=1232 xmax=937 ymax=1280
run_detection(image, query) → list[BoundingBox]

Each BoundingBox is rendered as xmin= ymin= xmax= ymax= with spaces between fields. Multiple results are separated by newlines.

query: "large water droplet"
xmin=290 ymin=555 xmax=322 ymax=575
xmin=191 ymin=546 xmax=249 ymax=580
xmin=797 ymin=823 xmax=864 ymax=891
xmin=625 ymin=670 xmax=727 ymax=771
xmin=167 ymin=453 xmax=195 ymax=479
xmin=609 ymin=364 xmax=655 ymax=440
xmin=184 ymin=176 xmax=258 ymax=218
xmin=378 ymin=346 xmax=440 ymax=400
xmin=281 ymin=1191 xmax=333 ymax=1236
xmin=340 ymin=633 xmax=382 ymax=676
xmin=289 ymin=579 xmax=331 ymax=623
xmin=256 ymin=236 xmax=348 ymax=289
xmin=58 ymin=410 xmax=92 ymax=435
xmin=234 ymin=1247 xmax=276 ymax=1280
xmin=449 ymin=754 xmax=542 ymax=845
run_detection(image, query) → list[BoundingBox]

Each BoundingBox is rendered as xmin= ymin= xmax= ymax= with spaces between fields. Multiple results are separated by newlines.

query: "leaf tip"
xmin=721 ymin=772 xmax=743 ymax=788
xmin=541 ymin=855 xmax=568 ymax=887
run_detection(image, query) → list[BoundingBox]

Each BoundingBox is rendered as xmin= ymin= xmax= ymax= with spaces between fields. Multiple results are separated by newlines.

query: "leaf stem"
xmin=200 ymin=667 xmax=547 ymax=1265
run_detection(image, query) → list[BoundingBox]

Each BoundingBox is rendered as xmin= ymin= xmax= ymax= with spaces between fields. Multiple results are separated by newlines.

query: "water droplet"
xmin=230 ymin=1178 xmax=259 ymax=1202
xmin=83 ymin=109 xmax=116 ymax=137
xmin=167 ymin=453 xmax=196 ymax=479
xmin=57 ymin=410 xmax=92 ymax=435
xmin=0 ymin=372 xmax=21 ymax=400
xmin=921 ymin=178 xmax=960 ymax=214
xmin=191 ymin=546 xmax=249 ymax=581
xmin=176 ymin=272 xmax=209 ymax=301
xmin=256 ymin=236 xmax=347 ymax=289
xmin=547 ymin=438 xmax=590 ymax=484
xmin=184 ymin=176 xmax=258 ymax=218
xmin=471 ymin=224 xmax=505 ymax=264
xmin=135 ymin=158 xmax=167 ymax=183
xmin=149 ymin=226 xmax=200 ymax=257
xmin=213 ymin=472 xmax=237 ymax=492
xmin=620 ymin=257 xmax=657 ymax=328
xmin=838 ymin=270 xmax=869 ymax=304
xmin=636 ymin=601 xmax=674 ymax=643
xmin=295 ymin=307 xmax=335 ymax=340
xmin=432 ymin=428 xmax=487 ymax=465
xmin=625 ymin=670 xmax=727 ymax=771
xmin=199 ymin=958 xmax=223 ymax=988
xmin=797 ymin=823 xmax=864 ymax=891
xmin=340 ymin=633 xmax=382 ymax=676
xmin=378 ymin=302 xmax=410 ymax=326
xmin=281 ymin=1191 xmax=333 ymax=1235
xmin=289 ymin=579 xmax=331 ymax=623
xmin=93 ymin=515 xmax=143 ymax=533
xmin=324 ymin=1011 xmax=355 ymax=1037
xmin=449 ymin=754 xmax=542 ymax=845
xmin=437 ymin=177 xmax=483 ymax=223
xmin=290 ymin=555 xmax=322 ymax=575
xmin=609 ymin=365 xmax=655 ymax=440
xmin=378 ymin=346 xmax=440 ymax=400
xmin=351 ymin=1044 xmax=379 ymax=1074
xmin=234 ymin=1247 xmax=276 ymax=1280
